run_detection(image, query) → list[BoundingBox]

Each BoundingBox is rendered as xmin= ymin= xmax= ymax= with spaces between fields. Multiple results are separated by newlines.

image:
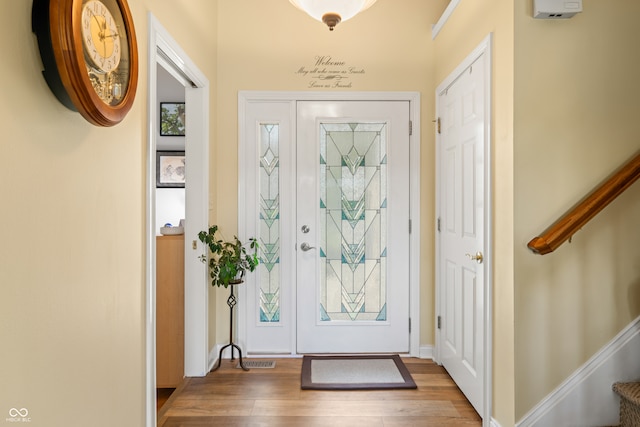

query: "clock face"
xmin=81 ymin=1 xmax=121 ymax=72
xmin=32 ymin=0 xmax=138 ymax=126
xmin=80 ymin=0 xmax=131 ymax=106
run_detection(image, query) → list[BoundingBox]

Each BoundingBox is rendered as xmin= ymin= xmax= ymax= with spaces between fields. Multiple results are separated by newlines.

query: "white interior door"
xmin=437 ymin=52 xmax=488 ymax=416
xmin=296 ymin=101 xmax=410 ymax=354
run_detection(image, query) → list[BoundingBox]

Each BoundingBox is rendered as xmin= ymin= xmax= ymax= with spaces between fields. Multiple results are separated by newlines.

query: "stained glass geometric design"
xmin=259 ymin=124 xmax=280 ymax=322
xmin=319 ymin=122 xmax=387 ymax=322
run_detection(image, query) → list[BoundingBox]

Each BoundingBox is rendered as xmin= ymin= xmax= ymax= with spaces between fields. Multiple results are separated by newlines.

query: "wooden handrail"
xmin=528 ymin=152 xmax=640 ymax=255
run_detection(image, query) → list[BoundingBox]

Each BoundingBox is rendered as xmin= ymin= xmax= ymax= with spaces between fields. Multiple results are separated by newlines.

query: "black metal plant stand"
xmin=211 ymin=282 xmax=249 ymax=372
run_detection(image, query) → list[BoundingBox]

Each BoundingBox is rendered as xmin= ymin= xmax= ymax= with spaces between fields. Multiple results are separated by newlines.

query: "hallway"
xmin=158 ymin=357 xmax=481 ymax=426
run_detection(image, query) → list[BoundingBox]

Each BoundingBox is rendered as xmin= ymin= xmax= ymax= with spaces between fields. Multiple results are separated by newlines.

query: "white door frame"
xmin=238 ymin=91 xmax=421 ymax=357
xmin=145 ymin=14 xmax=210 ymax=427
xmin=435 ymin=34 xmax=493 ymax=426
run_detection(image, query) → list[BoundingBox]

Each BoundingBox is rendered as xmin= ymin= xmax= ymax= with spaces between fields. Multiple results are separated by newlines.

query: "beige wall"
xmin=514 ymin=0 xmax=640 ymax=419
xmin=213 ymin=0 xmax=447 ymax=348
xmin=6 ymin=0 xmax=637 ymax=425
xmin=433 ymin=1 xmax=516 ymax=426
xmin=0 ymin=1 xmax=217 ymax=425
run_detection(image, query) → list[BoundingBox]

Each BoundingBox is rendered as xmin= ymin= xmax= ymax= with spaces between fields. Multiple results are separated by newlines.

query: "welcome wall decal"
xmin=295 ymin=55 xmax=366 ymax=89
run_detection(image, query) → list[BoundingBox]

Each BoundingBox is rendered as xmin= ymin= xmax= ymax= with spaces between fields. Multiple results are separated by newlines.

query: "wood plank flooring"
xmin=158 ymin=388 xmax=176 ymax=411
xmin=158 ymin=357 xmax=481 ymax=427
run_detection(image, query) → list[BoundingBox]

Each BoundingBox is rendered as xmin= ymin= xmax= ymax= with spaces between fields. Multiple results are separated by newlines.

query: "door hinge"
xmin=437 ymin=315 xmax=441 ymax=330
xmin=409 ymin=120 xmax=413 ymax=136
xmin=437 ymin=117 xmax=441 ymax=134
xmin=409 ymin=317 xmax=412 ymax=333
xmin=409 ymin=219 xmax=412 ymax=234
xmin=437 ymin=217 xmax=441 ymax=232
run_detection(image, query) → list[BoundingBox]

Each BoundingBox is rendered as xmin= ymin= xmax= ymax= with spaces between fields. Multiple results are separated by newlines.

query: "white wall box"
xmin=533 ymin=0 xmax=582 ymax=19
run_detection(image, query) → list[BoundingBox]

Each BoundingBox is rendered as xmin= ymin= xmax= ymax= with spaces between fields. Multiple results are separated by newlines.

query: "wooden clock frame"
xmin=32 ymin=0 xmax=139 ymax=127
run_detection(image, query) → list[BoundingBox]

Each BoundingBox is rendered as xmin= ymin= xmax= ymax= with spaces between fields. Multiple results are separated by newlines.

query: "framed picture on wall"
xmin=156 ymin=151 xmax=185 ymax=188
xmin=160 ymin=102 xmax=186 ymax=136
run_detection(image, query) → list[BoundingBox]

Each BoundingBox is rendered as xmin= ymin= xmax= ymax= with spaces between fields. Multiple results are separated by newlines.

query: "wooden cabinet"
xmin=156 ymin=235 xmax=184 ymax=388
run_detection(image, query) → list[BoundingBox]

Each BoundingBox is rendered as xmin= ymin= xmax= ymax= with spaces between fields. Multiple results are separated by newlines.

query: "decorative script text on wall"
xmin=295 ymin=56 xmax=366 ymax=89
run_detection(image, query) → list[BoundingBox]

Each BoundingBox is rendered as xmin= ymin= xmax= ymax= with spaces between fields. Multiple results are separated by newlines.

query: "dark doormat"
xmin=301 ymin=354 xmax=417 ymax=390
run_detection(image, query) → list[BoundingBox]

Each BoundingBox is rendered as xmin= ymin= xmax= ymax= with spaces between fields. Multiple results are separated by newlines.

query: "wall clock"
xmin=32 ymin=0 xmax=138 ymax=127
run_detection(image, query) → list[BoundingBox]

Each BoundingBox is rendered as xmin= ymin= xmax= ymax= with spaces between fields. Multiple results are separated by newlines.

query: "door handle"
xmin=300 ymin=242 xmax=316 ymax=252
xmin=466 ymin=252 xmax=484 ymax=264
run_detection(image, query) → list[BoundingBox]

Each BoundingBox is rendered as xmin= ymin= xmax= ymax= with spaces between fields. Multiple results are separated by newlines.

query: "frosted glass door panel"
xmin=259 ymin=124 xmax=281 ymax=323
xmin=319 ymin=122 xmax=388 ymax=323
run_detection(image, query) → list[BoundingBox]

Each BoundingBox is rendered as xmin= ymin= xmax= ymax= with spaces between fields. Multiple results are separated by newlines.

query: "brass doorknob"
xmin=466 ymin=252 xmax=484 ymax=264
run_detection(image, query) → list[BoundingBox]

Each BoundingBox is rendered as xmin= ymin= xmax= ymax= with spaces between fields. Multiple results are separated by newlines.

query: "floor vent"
xmin=236 ymin=360 xmax=276 ymax=369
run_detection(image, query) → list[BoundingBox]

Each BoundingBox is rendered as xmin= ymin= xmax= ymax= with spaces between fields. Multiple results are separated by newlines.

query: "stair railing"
xmin=527 ymin=152 xmax=640 ymax=255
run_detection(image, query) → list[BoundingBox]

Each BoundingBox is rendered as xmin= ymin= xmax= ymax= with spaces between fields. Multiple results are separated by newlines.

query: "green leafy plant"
xmin=197 ymin=225 xmax=259 ymax=288
xmin=160 ymin=103 xmax=185 ymax=136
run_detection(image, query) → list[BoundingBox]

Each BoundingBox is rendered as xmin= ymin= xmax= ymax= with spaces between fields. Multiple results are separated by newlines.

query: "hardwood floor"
xmin=158 ymin=357 xmax=481 ymax=427
xmin=158 ymin=388 xmax=176 ymax=411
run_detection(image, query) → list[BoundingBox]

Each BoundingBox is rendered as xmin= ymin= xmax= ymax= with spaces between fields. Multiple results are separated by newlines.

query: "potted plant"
xmin=197 ymin=225 xmax=259 ymax=288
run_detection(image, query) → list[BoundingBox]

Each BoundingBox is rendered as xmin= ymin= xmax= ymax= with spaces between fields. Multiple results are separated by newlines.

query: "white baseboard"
xmin=490 ymin=418 xmax=502 ymax=427
xmin=516 ymin=315 xmax=640 ymax=427
xmin=208 ymin=344 xmax=243 ymax=371
xmin=419 ymin=345 xmax=434 ymax=360
xmin=212 ymin=345 xmax=434 ymax=366
xmin=208 ymin=345 xmax=220 ymax=372
xmin=210 ymin=344 xmax=292 ymax=371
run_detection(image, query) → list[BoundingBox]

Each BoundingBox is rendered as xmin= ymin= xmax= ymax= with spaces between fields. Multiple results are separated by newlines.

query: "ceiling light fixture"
xmin=289 ymin=0 xmax=378 ymax=31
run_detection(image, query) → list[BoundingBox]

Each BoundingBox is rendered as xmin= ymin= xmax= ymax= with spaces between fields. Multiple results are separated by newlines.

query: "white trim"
xmin=211 ymin=347 xmax=304 ymax=364
xmin=408 ymin=94 xmax=421 ymax=358
xmin=239 ymin=91 xmax=420 ymax=102
xmin=208 ymin=344 xmax=221 ymax=372
xmin=238 ymin=91 xmax=421 ymax=357
xmin=516 ymin=315 xmax=640 ymax=427
xmin=435 ymin=34 xmax=493 ymax=95
xmin=419 ymin=345 xmax=434 ymax=360
xmin=483 ymin=34 xmax=494 ymax=427
xmin=144 ymin=21 xmax=157 ymax=427
xmin=208 ymin=345 xmax=217 ymax=371
xmin=146 ymin=14 xmax=210 ymax=427
xmin=432 ymin=0 xmax=461 ymax=39
xmin=435 ymin=33 xmax=493 ymax=427
xmin=209 ymin=344 xmax=263 ymax=372
xmin=490 ymin=418 xmax=503 ymax=427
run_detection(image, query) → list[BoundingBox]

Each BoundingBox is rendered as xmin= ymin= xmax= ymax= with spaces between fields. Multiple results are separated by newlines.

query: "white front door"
xmin=239 ymin=96 xmax=415 ymax=355
xmin=296 ymin=101 xmax=411 ymax=353
xmin=436 ymin=50 xmax=489 ymax=417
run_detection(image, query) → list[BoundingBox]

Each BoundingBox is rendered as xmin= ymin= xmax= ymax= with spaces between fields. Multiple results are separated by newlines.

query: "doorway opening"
xmin=237 ymin=92 xmax=421 ymax=357
xmin=145 ymin=14 xmax=210 ymax=427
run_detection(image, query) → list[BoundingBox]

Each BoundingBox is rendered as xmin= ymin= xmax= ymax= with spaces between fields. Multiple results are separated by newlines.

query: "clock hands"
xmin=86 ymin=7 xmax=120 ymax=71
xmin=82 ymin=0 xmax=122 ymax=76
xmin=89 ymin=9 xmax=119 ymax=44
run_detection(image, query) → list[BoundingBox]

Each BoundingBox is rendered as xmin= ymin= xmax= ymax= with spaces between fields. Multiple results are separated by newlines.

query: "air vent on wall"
xmin=533 ymin=0 xmax=582 ymax=19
